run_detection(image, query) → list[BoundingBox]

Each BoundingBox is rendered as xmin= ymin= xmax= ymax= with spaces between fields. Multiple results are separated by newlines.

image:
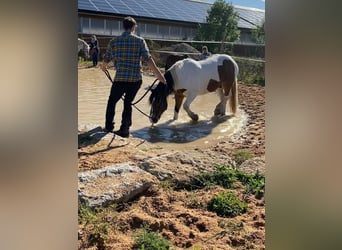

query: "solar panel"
xmin=90 ymin=0 xmax=114 ymax=13
xmin=78 ymin=1 xmax=98 ymax=11
xmin=78 ymin=0 xmax=264 ymax=27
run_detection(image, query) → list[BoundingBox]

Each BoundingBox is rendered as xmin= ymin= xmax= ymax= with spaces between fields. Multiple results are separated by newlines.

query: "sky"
xmin=206 ymin=0 xmax=265 ymax=10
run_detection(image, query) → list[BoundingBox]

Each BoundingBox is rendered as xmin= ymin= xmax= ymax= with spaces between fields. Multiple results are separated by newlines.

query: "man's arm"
xmin=147 ymin=57 xmax=166 ymax=84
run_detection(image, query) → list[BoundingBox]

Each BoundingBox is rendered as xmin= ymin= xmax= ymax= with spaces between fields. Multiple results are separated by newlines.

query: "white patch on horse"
xmin=149 ymin=54 xmax=239 ymax=123
xmin=78 ymin=38 xmax=90 ymax=59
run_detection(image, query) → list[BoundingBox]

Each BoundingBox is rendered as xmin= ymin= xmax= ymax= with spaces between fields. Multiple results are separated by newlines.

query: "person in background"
xmin=89 ymin=34 xmax=99 ymax=67
xmin=199 ymin=45 xmax=212 ymax=60
xmin=100 ymin=16 xmax=166 ymax=138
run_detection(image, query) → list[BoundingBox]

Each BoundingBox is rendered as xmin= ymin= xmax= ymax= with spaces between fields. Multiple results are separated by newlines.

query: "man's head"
xmin=123 ymin=16 xmax=137 ymax=31
xmin=202 ymin=46 xmax=208 ymax=53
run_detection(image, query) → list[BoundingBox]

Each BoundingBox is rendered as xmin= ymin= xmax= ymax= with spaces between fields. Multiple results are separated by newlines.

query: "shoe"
xmin=103 ymin=127 xmax=113 ymax=133
xmin=113 ymin=129 xmax=129 ymax=138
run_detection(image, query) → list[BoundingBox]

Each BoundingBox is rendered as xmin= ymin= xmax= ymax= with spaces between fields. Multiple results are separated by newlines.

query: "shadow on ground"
xmin=132 ymin=115 xmax=232 ymax=144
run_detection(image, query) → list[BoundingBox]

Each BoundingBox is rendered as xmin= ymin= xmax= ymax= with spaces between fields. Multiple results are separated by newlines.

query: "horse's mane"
xmin=149 ymin=71 xmax=175 ymax=105
xmin=164 ymin=71 xmax=175 ymax=95
xmin=165 ymin=54 xmax=188 ymax=71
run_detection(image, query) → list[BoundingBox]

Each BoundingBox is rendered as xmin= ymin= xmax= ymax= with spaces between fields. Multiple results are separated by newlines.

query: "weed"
xmin=159 ymin=177 xmax=175 ymax=191
xmin=202 ymin=164 xmax=264 ymax=197
xmin=185 ymin=191 xmax=202 ymax=209
xmin=181 ymin=164 xmax=265 ymax=198
xmin=78 ymin=201 xmax=118 ymax=249
xmin=233 ymin=150 xmax=254 ymax=166
xmin=218 ymin=219 xmax=244 ymax=232
xmin=87 ymin=223 xmax=110 ymax=249
xmin=208 ymin=191 xmax=248 ymax=217
xmin=78 ymin=201 xmax=96 ymax=225
xmin=186 ymin=246 xmax=202 ymax=250
xmin=236 ymin=170 xmax=265 ymax=198
xmin=133 ymin=224 xmax=171 ymax=250
xmin=198 ymin=165 xmax=237 ymax=189
xmin=235 ymin=57 xmax=265 ymax=86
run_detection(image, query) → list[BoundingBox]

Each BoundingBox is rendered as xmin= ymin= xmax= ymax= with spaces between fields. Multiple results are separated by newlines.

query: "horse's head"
xmin=78 ymin=38 xmax=90 ymax=59
xmin=149 ymin=82 xmax=168 ymax=123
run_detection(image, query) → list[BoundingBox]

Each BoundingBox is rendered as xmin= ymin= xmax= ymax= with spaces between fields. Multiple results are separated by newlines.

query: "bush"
xmin=208 ymin=191 xmax=248 ymax=217
xmin=236 ymin=170 xmax=265 ymax=198
xmin=235 ymin=57 xmax=265 ymax=86
xmin=182 ymin=164 xmax=265 ymax=198
xmin=133 ymin=224 xmax=170 ymax=250
xmin=199 ymin=164 xmax=237 ymax=189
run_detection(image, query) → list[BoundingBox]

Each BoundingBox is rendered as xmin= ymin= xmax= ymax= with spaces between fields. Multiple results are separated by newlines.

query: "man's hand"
xmin=158 ymin=74 xmax=167 ymax=84
xmin=100 ymin=62 xmax=108 ymax=72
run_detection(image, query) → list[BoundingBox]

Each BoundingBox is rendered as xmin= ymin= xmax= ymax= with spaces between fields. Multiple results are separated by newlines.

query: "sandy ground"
xmin=78 ymin=66 xmax=265 ymax=249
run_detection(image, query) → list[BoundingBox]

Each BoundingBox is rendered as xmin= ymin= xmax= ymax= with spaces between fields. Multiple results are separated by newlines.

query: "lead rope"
xmin=104 ymin=69 xmax=158 ymax=119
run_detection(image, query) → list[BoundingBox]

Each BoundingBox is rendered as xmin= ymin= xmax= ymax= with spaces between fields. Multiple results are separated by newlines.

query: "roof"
xmin=78 ymin=0 xmax=264 ymax=29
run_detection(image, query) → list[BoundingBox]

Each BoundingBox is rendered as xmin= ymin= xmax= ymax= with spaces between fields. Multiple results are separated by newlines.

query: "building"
xmin=78 ymin=0 xmax=264 ymax=44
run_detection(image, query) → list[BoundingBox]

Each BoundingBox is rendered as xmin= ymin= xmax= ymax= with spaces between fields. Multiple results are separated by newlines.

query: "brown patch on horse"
xmin=218 ymin=59 xmax=235 ymax=96
xmin=174 ymin=89 xmax=186 ymax=113
xmin=207 ymin=79 xmax=221 ymax=92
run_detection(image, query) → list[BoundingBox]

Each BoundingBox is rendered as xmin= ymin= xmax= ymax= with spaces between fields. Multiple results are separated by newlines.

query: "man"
xmin=101 ymin=16 xmax=166 ymax=137
xmin=199 ymin=45 xmax=212 ymax=60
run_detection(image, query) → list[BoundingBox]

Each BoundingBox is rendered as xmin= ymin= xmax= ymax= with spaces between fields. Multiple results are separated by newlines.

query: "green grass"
xmin=235 ymin=57 xmax=265 ymax=86
xmin=78 ymin=201 xmax=118 ymax=249
xmin=184 ymin=164 xmax=265 ymax=199
xmin=133 ymin=224 xmax=171 ymax=250
xmin=233 ymin=150 xmax=255 ymax=166
xmin=236 ymin=170 xmax=265 ymax=198
xmin=208 ymin=191 xmax=248 ymax=217
xmin=78 ymin=57 xmax=93 ymax=68
xmin=199 ymin=164 xmax=238 ymax=189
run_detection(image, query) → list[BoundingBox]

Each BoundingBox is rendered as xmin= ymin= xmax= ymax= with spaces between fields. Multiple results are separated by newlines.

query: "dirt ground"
xmin=78 ymin=66 xmax=265 ymax=249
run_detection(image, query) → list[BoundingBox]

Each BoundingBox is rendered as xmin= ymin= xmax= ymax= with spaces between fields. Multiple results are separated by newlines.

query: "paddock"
xmin=78 ymin=67 xmax=247 ymax=149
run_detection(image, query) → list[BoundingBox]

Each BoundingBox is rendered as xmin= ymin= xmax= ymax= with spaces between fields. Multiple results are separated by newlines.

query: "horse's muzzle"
xmin=150 ymin=117 xmax=159 ymax=124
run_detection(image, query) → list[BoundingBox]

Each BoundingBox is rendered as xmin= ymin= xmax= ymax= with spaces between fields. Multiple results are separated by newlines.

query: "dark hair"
xmin=123 ymin=16 xmax=137 ymax=30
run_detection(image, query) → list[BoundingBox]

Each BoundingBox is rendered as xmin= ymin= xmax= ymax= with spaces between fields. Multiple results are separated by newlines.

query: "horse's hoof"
xmin=191 ymin=114 xmax=199 ymax=121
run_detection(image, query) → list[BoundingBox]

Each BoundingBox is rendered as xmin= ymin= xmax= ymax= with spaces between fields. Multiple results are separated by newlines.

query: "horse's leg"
xmin=174 ymin=89 xmax=185 ymax=120
xmin=214 ymin=88 xmax=228 ymax=116
xmin=183 ymin=93 xmax=199 ymax=121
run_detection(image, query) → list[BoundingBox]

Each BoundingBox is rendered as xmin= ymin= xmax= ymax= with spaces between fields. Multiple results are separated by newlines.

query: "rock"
xmin=238 ymin=156 xmax=265 ymax=175
xmin=139 ymin=150 xmax=235 ymax=182
xmin=78 ymin=162 xmax=158 ymax=207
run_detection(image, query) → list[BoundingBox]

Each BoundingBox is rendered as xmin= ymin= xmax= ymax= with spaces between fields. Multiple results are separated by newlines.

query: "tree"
xmin=195 ymin=0 xmax=240 ymax=44
xmin=252 ymin=20 xmax=265 ymax=44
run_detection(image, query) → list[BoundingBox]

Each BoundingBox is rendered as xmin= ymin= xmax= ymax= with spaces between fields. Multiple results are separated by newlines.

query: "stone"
xmin=78 ymin=162 xmax=158 ymax=207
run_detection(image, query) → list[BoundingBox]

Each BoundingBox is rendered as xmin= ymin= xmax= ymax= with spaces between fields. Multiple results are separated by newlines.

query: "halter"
xmin=104 ymin=69 xmax=158 ymax=119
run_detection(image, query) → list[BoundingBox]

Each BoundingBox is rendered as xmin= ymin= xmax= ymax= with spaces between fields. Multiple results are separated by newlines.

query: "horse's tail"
xmin=229 ymin=67 xmax=238 ymax=115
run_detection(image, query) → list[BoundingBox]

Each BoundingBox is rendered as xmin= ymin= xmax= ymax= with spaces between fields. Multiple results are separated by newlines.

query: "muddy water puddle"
xmin=78 ymin=67 xmax=247 ymax=150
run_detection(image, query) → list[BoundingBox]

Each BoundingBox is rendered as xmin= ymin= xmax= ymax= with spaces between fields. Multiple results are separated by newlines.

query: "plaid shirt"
xmin=103 ymin=31 xmax=151 ymax=82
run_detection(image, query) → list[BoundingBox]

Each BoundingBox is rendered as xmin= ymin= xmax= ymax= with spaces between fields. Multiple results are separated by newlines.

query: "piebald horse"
xmin=78 ymin=38 xmax=90 ymax=60
xmin=149 ymin=54 xmax=238 ymax=124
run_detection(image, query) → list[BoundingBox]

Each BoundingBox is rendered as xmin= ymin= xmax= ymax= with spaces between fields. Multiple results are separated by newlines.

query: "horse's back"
xmin=170 ymin=58 xmax=213 ymax=94
xmin=165 ymin=54 xmax=188 ymax=71
xmin=208 ymin=54 xmax=238 ymax=72
xmin=170 ymin=58 xmax=202 ymax=84
xmin=169 ymin=54 xmax=238 ymax=95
